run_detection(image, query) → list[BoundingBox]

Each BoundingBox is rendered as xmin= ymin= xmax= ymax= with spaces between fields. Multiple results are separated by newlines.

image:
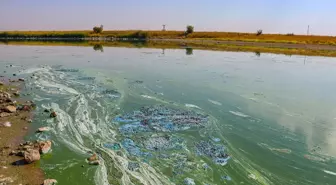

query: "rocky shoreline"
xmin=0 ymin=79 xmax=56 ymax=185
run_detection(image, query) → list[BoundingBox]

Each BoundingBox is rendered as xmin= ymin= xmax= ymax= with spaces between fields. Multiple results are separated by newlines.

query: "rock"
xmin=18 ymin=78 xmax=25 ymax=82
xmin=1 ymin=122 xmax=11 ymax=127
xmin=27 ymin=119 xmax=32 ymax=123
xmin=37 ymin=127 xmax=50 ymax=132
xmin=0 ymin=112 xmax=11 ymax=117
xmin=38 ymin=140 xmax=52 ymax=154
xmin=43 ymin=179 xmax=58 ymax=185
xmin=13 ymin=91 xmax=20 ymax=96
xmin=13 ymin=74 xmax=16 ymax=76
xmin=4 ymin=105 xmax=16 ymax=113
xmin=22 ymin=105 xmax=31 ymax=111
xmin=24 ymin=149 xmax=40 ymax=163
xmin=44 ymin=109 xmax=50 ymax=113
xmin=87 ymin=153 xmax=98 ymax=162
xmin=0 ymin=82 xmax=3 ymax=86
xmin=50 ymin=111 xmax=57 ymax=118
xmin=23 ymin=126 xmax=28 ymax=130
xmin=89 ymin=160 xmax=100 ymax=165
xmin=0 ymin=177 xmax=14 ymax=183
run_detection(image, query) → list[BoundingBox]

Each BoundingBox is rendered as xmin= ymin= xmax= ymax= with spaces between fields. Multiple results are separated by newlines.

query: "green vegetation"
xmin=186 ymin=25 xmax=194 ymax=35
xmin=93 ymin=25 xmax=104 ymax=33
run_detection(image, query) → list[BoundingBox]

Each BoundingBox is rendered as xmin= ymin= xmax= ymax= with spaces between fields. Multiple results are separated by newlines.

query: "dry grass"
xmin=2 ymin=30 xmax=336 ymax=45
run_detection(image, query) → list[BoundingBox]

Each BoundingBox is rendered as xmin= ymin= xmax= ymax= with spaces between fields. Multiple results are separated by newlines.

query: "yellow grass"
xmin=2 ymin=30 xmax=336 ymax=45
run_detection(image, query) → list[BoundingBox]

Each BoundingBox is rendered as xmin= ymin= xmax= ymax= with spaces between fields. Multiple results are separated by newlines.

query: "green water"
xmin=1 ymin=45 xmax=336 ymax=185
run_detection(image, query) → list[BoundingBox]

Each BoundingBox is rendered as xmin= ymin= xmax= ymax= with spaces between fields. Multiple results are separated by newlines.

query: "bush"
xmin=93 ymin=25 xmax=103 ymax=34
xmin=256 ymin=29 xmax=263 ymax=36
xmin=186 ymin=25 xmax=194 ymax=35
xmin=286 ymin=33 xmax=294 ymax=36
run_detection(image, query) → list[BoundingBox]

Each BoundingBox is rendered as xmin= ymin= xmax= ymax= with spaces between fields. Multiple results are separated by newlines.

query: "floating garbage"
xmin=196 ymin=140 xmax=230 ymax=166
xmin=115 ymin=105 xmax=208 ymax=134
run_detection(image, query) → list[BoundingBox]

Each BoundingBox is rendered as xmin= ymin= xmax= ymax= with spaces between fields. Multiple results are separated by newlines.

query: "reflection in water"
xmin=255 ymin=51 xmax=261 ymax=57
xmin=93 ymin=44 xmax=104 ymax=52
xmin=186 ymin=47 xmax=193 ymax=55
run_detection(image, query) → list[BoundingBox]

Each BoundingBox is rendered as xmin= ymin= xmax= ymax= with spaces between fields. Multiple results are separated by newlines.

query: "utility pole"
xmin=162 ymin=24 xmax=166 ymax=31
xmin=307 ymin=25 xmax=310 ymax=35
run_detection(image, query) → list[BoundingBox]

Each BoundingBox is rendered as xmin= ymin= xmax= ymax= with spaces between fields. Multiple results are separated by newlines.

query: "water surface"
xmin=1 ymin=45 xmax=336 ymax=185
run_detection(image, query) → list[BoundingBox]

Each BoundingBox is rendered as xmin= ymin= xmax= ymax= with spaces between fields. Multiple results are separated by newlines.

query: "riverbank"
xmin=2 ymin=30 xmax=336 ymax=45
xmin=0 ymin=79 xmax=44 ymax=184
xmin=2 ymin=39 xmax=336 ymax=57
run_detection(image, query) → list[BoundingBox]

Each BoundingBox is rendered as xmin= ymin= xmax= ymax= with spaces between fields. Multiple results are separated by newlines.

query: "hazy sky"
xmin=1 ymin=0 xmax=335 ymax=35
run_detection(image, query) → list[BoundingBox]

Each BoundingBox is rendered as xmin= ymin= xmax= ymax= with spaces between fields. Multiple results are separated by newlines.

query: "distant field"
xmin=1 ymin=30 xmax=336 ymax=45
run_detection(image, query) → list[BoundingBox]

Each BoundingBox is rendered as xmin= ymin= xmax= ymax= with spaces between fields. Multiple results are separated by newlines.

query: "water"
xmin=1 ymin=44 xmax=336 ymax=185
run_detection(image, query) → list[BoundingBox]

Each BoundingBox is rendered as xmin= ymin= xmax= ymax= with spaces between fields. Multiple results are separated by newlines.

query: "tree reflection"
xmin=93 ymin=44 xmax=104 ymax=52
xmin=186 ymin=47 xmax=193 ymax=55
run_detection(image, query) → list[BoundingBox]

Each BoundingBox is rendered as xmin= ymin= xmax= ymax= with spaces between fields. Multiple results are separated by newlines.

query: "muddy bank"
xmin=0 ymin=79 xmax=45 ymax=184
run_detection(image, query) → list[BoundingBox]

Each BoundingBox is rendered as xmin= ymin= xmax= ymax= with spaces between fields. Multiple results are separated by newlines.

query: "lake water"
xmin=1 ymin=44 xmax=336 ymax=185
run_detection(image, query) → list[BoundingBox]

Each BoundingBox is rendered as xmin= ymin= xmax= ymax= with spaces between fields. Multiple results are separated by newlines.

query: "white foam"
xmin=324 ymin=170 xmax=336 ymax=176
xmin=229 ymin=111 xmax=249 ymax=118
xmin=208 ymin=99 xmax=222 ymax=106
xmin=141 ymin=95 xmax=154 ymax=99
xmin=185 ymin=104 xmax=201 ymax=109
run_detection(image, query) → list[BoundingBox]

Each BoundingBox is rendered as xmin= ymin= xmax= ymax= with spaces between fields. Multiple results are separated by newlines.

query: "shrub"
xmin=286 ymin=33 xmax=294 ymax=36
xmin=186 ymin=25 xmax=194 ymax=35
xmin=93 ymin=25 xmax=104 ymax=34
xmin=256 ymin=29 xmax=263 ymax=36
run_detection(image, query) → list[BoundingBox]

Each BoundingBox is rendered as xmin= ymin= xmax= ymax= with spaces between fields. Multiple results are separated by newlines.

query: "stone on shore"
xmin=0 ymin=112 xmax=11 ymax=117
xmin=50 ymin=111 xmax=57 ymax=118
xmin=18 ymin=78 xmax=25 ymax=82
xmin=5 ymin=105 xmax=16 ymax=113
xmin=38 ymin=140 xmax=52 ymax=154
xmin=2 ymin=121 xmax=11 ymax=127
xmin=24 ymin=149 xmax=40 ymax=163
xmin=88 ymin=153 xmax=98 ymax=162
xmin=87 ymin=153 xmax=100 ymax=165
xmin=43 ymin=179 xmax=58 ymax=185
xmin=37 ymin=127 xmax=50 ymax=132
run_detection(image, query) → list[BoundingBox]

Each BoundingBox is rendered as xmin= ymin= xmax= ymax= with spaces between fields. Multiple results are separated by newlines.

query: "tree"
xmin=93 ymin=25 xmax=104 ymax=34
xmin=186 ymin=25 xmax=194 ymax=35
xmin=256 ymin=29 xmax=263 ymax=36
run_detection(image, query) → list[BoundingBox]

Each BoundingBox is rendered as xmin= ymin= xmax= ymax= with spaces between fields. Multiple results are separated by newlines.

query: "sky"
xmin=1 ymin=0 xmax=336 ymax=35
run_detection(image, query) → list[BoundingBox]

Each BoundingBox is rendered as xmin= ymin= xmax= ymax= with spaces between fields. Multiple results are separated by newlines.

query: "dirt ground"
xmin=0 ymin=81 xmax=44 ymax=185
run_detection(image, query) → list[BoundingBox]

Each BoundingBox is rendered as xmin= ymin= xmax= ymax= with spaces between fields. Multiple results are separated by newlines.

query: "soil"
xmin=0 ymin=81 xmax=44 ymax=185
